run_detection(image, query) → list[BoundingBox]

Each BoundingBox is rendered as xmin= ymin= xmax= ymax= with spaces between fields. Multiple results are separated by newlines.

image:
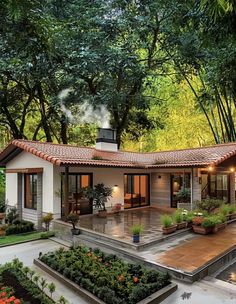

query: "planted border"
xmin=38 ymin=246 xmax=175 ymax=304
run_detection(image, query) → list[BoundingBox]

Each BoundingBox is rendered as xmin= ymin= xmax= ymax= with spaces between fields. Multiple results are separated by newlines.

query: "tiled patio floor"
xmin=79 ymin=207 xmax=166 ymax=243
xmin=156 ymin=223 xmax=236 ymax=273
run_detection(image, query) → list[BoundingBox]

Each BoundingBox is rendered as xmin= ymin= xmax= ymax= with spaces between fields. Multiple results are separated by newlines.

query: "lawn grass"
xmin=0 ymin=231 xmax=42 ymax=246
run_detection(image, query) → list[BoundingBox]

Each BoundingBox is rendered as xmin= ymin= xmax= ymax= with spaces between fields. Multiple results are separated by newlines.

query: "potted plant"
xmin=160 ymin=215 xmax=177 ymax=235
xmin=42 ymin=213 xmax=54 ymax=231
xmin=84 ymin=183 xmax=113 ymax=217
xmin=176 ymin=188 xmax=191 ymax=203
xmin=219 ymin=204 xmax=231 ymax=221
xmin=173 ymin=210 xmax=187 ymax=229
xmin=131 ymin=224 xmax=144 ymax=243
xmin=212 ymin=214 xmax=227 ymax=233
xmin=0 ymin=201 xmax=6 ymax=221
xmin=66 ymin=213 xmax=80 ymax=235
xmin=192 ymin=216 xmax=215 ymax=235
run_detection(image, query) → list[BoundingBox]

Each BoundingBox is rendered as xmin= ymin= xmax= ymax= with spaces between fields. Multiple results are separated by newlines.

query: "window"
xmin=24 ymin=174 xmax=37 ymax=209
xmin=124 ymin=174 xmax=149 ymax=209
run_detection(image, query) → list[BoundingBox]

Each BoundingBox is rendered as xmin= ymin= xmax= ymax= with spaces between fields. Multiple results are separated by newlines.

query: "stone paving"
xmin=79 ymin=207 xmax=166 ymax=242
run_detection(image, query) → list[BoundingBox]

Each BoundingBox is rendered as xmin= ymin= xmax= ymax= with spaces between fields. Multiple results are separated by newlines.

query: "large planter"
xmin=176 ymin=222 xmax=187 ymax=230
xmin=192 ymin=225 xmax=212 ymax=235
xmin=133 ymin=234 xmax=140 ymax=243
xmin=97 ymin=210 xmax=107 ymax=218
xmin=0 ymin=213 xmax=5 ymax=221
xmin=162 ymin=225 xmax=177 ymax=235
xmin=212 ymin=222 xmax=227 ymax=233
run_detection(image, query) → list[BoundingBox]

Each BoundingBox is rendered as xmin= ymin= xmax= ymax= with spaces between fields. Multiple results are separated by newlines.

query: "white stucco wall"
xmin=6 ymin=151 xmax=54 ymax=215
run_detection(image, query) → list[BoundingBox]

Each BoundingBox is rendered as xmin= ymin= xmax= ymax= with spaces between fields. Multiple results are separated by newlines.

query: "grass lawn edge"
xmin=0 ymin=232 xmax=43 ymax=248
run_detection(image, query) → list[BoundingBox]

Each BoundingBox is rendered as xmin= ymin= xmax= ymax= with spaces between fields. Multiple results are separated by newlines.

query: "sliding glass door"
xmin=124 ymin=174 xmax=149 ymax=209
xmin=61 ymin=173 xmax=93 ymax=216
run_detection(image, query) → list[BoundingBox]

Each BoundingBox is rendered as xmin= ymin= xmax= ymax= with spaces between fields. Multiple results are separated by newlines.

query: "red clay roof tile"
xmin=1 ymin=139 xmax=236 ymax=168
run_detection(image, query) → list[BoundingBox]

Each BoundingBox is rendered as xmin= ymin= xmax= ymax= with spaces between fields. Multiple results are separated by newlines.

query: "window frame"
xmin=24 ymin=173 xmax=38 ymax=210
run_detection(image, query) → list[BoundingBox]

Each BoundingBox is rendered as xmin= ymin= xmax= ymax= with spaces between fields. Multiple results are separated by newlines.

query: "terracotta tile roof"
xmin=1 ymin=139 xmax=236 ymax=168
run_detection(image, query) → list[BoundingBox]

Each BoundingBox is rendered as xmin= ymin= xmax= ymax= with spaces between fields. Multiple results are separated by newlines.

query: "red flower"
xmin=133 ymin=277 xmax=139 ymax=283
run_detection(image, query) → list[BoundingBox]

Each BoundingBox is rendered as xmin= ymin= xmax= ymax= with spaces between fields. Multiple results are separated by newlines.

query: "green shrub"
xmin=39 ymin=245 xmax=171 ymax=304
xmin=42 ymin=213 xmax=54 ymax=231
xmin=160 ymin=215 xmax=174 ymax=228
xmin=40 ymin=231 xmax=55 ymax=239
xmin=220 ymin=204 xmax=231 ymax=216
xmin=173 ymin=211 xmax=183 ymax=223
xmin=228 ymin=204 xmax=236 ymax=214
xmin=195 ymin=199 xmax=223 ymax=214
xmin=0 ymin=201 xmax=6 ymax=213
xmin=5 ymin=220 xmax=34 ymax=235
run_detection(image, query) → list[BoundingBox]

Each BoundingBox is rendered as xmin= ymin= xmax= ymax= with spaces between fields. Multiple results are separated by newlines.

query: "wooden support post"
xmin=64 ymin=166 xmax=69 ymax=217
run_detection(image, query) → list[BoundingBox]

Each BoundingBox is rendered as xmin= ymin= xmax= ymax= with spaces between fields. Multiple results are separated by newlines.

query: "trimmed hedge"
xmin=5 ymin=220 xmax=34 ymax=235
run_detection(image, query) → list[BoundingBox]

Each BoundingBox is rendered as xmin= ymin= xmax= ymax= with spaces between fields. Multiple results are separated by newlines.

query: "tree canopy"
xmin=0 ymin=0 xmax=235 ymax=151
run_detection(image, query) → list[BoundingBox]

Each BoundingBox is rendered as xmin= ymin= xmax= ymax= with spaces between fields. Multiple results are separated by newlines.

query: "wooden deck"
xmin=157 ymin=223 xmax=236 ymax=273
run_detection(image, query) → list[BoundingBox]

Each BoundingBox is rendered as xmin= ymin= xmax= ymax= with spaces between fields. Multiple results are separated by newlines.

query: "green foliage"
xmin=0 ymin=258 xmax=62 ymax=303
xmin=66 ymin=213 xmax=79 ymax=229
xmin=160 ymin=215 xmax=174 ymax=228
xmin=176 ymin=188 xmax=191 ymax=203
xmin=6 ymin=207 xmax=19 ymax=225
xmin=195 ymin=199 xmax=223 ymax=214
xmin=173 ymin=211 xmax=184 ymax=224
xmin=40 ymin=245 xmax=170 ymax=304
xmin=84 ymin=183 xmax=113 ymax=211
xmin=42 ymin=213 xmax=54 ymax=231
xmin=130 ymin=224 xmax=144 ymax=235
xmin=40 ymin=231 xmax=55 ymax=239
xmin=228 ymin=204 xmax=236 ymax=214
xmin=5 ymin=220 xmax=34 ymax=235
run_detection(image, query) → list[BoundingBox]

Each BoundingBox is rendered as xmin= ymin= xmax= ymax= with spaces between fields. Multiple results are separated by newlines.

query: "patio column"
xmin=64 ymin=166 xmax=69 ymax=217
xmin=190 ymin=168 xmax=193 ymax=211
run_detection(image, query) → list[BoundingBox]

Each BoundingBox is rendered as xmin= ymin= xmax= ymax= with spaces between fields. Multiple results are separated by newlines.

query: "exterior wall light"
xmin=230 ymin=167 xmax=235 ymax=172
xmin=208 ymin=166 xmax=214 ymax=171
xmin=114 ymin=185 xmax=118 ymax=189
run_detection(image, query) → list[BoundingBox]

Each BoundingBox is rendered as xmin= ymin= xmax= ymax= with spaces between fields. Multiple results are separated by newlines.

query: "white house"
xmin=0 ymin=128 xmax=236 ymax=227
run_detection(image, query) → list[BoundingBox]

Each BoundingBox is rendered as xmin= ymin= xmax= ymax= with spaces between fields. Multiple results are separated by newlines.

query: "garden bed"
xmin=37 ymin=246 xmax=177 ymax=304
xmin=0 ymin=258 xmax=67 ymax=304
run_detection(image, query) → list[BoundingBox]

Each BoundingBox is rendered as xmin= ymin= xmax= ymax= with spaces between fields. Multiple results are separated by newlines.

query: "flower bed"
xmin=39 ymin=246 xmax=171 ymax=304
xmin=0 ymin=259 xmax=67 ymax=304
xmin=0 ymin=286 xmax=21 ymax=304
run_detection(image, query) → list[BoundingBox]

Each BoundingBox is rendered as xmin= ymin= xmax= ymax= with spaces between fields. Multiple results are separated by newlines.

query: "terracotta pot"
xmin=192 ymin=225 xmax=212 ymax=235
xmin=0 ymin=213 xmax=5 ymax=220
xmin=162 ymin=225 xmax=177 ymax=235
xmin=176 ymin=222 xmax=187 ymax=230
xmin=212 ymin=223 xmax=227 ymax=233
xmin=97 ymin=210 xmax=107 ymax=218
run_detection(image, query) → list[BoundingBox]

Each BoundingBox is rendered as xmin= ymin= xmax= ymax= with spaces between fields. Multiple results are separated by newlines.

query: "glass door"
xmin=124 ymin=174 xmax=149 ymax=209
xmin=61 ymin=173 xmax=93 ymax=216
